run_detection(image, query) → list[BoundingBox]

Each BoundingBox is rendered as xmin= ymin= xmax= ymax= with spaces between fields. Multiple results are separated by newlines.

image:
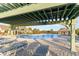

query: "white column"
xmin=11 ymin=30 xmax=13 ymax=35
xmin=70 ymin=18 xmax=76 ymax=52
xmin=7 ymin=30 xmax=10 ymax=35
xmin=14 ymin=30 xmax=16 ymax=35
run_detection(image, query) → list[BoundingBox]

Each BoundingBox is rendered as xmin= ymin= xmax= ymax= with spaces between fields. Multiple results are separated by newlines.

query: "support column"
xmin=7 ymin=27 xmax=11 ymax=35
xmin=14 ymin=30 xmax=16 ymax=35
xmin=11 ymin=25 xmax=16 ymax=35
xmin=11 ymin=30 xmax=13 ymax=35
xmin=70 ymin=18 xmax=76 ymax=52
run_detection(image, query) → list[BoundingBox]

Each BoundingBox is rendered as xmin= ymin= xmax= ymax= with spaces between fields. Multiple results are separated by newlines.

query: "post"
xmin=11 ymin=25 xmax=16 ymax=35
xmin=70 ymin=18 xmax=76 ymax=52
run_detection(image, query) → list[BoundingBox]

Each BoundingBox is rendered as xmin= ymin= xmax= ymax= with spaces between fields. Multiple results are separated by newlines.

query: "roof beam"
xmin=43 ymin=10 xmax=49 ymax=20
xmin=73 ymin=11 xmax=79 ymax=18
xmin=0 ymin=5 xmax=9 ymax=11
xmin=0 ymin=3 xmax=64 ymax=18
xmin=55 ymin=12 xmax=57 ymax=21
xmin=26 ymin=14 xmax=38 ymax=23
xmin=66 ymin=4 xmax=76 ymax=18
xmin=1 ymin=4 xmax=12 ymax=10
xmin=50 ymin=8 xmax=54 ymax=21
xmin=26 ymin=13 xmax=38 ymax=21
xmin=31 ymin=12 xmax=41 ymax=20
xmin=20 ymin=15 xmax=32 ymax=22
xmin=10 ymin=3 xmax=18 ymax=8
xmin=69 ymin=9 xmax=79 ymax=19
xmin=37 ymin=11 xmax=46 ymax=21
xmin=7 ymin=4 xmax=16 ymax=9
xmin=69 ymin=6 xmax=79 ymax=19
xmin=53 ymin=15 xmax=56 ymax=21
xmin=57 ymin=8 xmax=59 ymax=21
xmin=61 ymin=4 xmax=68 ymax=18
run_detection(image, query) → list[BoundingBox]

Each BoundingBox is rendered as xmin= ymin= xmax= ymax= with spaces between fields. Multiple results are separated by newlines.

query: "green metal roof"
xmin=0 ymin=3 xmax=79 ymax=26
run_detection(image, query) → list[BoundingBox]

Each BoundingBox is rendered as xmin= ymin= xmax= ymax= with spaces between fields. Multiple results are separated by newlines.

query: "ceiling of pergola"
xmin=0 ymin=3 xmax=31 ymax=13
xmin=0 ymin=3 xmax=79 ymax=26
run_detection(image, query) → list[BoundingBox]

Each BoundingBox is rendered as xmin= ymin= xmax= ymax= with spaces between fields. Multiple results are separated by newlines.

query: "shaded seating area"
xmin=0 ymin=3 xmax=79 ymax=56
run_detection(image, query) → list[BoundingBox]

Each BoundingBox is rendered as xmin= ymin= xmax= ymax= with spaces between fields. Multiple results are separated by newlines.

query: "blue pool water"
xmin=16 ymin=34 xmax=61 ymax=39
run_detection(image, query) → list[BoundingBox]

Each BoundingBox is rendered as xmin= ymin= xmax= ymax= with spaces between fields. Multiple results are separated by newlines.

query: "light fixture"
xmin=66 ymin=17 xmax=68 ymax=20
xmin=57 ymin=18 xmax=60 ymax=21
xmin=62 ymin=18 xmax=64 ymax=20
xmin=50 ymin=19 xmax=52 ymax=22
xmin=53 ymin=19 xmax=55 ymax=21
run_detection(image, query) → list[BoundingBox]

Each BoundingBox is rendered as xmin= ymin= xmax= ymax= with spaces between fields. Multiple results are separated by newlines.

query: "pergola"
xmin=0 ymin=3 xmax=79 ymax=52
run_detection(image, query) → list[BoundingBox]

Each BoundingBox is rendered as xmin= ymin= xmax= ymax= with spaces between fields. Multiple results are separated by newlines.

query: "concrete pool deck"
xmin=0 ymin=35 xmax=79 ymax=56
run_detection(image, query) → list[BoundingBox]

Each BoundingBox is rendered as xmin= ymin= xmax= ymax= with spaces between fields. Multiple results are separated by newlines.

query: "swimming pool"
xmin=16 ymin=34 xmax=61 ymax=39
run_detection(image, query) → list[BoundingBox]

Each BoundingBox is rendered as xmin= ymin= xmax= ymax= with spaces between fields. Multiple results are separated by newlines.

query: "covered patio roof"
xmin=0 ymin=3 xmax=79 ymax=26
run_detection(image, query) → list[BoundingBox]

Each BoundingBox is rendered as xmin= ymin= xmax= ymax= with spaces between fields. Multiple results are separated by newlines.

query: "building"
xmin=58 ymin=28 xmax=68 ymax=35
xmin=0 ymin=25 xmax=10 ymax=35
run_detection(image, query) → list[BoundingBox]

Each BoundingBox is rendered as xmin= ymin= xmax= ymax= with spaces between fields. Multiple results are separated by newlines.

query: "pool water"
xmin=16 ymin=34 xmax=61 ymax=39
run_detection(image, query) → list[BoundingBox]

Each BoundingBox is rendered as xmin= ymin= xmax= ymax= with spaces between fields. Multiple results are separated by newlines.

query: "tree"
xmin=50 ymin=29 xmax=53 ymax=31
xmin=33 ymin=28 xmax=40 ymax=34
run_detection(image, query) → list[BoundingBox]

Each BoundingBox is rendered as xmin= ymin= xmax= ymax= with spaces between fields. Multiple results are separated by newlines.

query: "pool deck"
xmin=0 ymin=35 xmax=79 ymax=56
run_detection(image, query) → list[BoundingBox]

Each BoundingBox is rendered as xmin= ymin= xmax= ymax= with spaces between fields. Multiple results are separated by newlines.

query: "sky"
xmin=0 ymin=17 xmax=79 ymax=31
xmin=76 ymin=16 xmax=79 ymax=29
xmin=26 ymin=24 xmax=65 ymax=31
